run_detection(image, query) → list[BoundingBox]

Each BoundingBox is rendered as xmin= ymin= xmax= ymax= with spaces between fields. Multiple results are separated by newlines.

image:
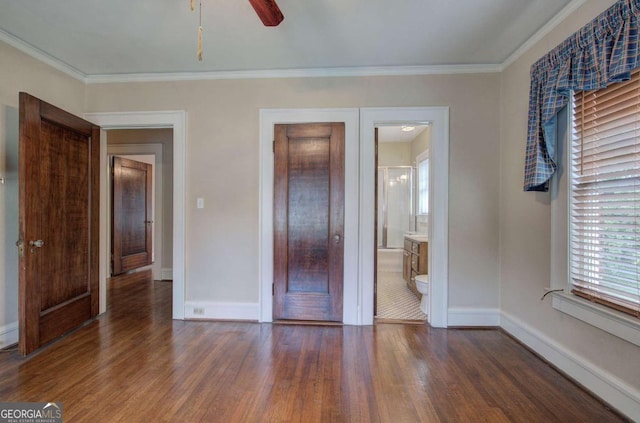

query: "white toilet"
xmin=414 ymin=274 xmax=429 ymax=314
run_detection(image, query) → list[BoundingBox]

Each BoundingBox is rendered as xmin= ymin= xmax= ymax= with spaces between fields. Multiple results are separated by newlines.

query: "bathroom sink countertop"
xmin=404 ymin=234 xmax=428 ymax=243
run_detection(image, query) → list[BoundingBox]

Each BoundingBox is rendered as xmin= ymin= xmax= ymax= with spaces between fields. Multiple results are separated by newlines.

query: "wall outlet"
xmin=193 ymin=307 xmax=205 ymax=315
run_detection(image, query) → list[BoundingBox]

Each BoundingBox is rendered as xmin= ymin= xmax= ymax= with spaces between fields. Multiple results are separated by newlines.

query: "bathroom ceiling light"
xmin=401 ymin=126 xmax=415 ymax=132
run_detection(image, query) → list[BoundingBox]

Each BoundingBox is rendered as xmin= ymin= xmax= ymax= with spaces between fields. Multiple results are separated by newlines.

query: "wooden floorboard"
xmin=0 ymin=273 xmax=628 ymax=422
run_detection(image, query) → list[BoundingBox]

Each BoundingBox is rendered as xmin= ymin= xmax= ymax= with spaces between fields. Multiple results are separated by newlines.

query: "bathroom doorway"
xmin=375 ymin=124 xmax=430 ymax=321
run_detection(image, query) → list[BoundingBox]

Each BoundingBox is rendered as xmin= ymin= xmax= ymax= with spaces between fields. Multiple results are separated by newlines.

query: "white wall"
xmin=378 ymin=142 xmax=411 ymax=167
xmin=410 ymin=126 xmax=430 ymax=165
xmin=0 ymin=41 xmax=86 ymax=347
xmin=499 ymin=0 xmax=640 ymax=418
xmin=85 ymin=73 xmax=501 ymax=312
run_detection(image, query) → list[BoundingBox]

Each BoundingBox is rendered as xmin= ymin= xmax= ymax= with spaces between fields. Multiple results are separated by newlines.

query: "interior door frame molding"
xmin=259 ymin=109 xmax=360 ymax=324
xmin=84 ymin=111 xmax=186 ymax=320
xmin=259 ymin=107 xmax=449 ymax=326
xmin=360 ymin=107 xmax=449 ymax=327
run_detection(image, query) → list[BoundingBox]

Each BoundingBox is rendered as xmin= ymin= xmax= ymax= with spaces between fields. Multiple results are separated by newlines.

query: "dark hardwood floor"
xmin=0 ymin=271 xmax=627 ymax=422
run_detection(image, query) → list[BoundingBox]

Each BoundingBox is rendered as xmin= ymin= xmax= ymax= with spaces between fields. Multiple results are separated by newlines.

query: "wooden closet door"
xmin=112 ymin=156 xmax=153 ymax=275
xmin=273 ymin=122 xmax=345 ymax=322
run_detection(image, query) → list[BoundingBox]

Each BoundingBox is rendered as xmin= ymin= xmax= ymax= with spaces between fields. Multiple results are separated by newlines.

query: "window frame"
xmin=416 ymin=149 xmax=429 ymax=217
xmin=550 ymin=101 xmax=640 ymax=347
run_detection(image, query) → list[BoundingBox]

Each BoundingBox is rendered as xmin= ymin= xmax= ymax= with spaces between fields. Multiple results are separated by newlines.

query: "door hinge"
xmin=272 ymin=140 xmax=275 ymax=153
xmin=272 ymin=283 xmax=275 ymax=296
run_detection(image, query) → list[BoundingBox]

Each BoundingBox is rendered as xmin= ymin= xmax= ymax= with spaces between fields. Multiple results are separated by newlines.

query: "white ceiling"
xmin=378 ymin=125 xmax=428 ymax=143
xmin=0 ymin=0 xmax=576 ymax=79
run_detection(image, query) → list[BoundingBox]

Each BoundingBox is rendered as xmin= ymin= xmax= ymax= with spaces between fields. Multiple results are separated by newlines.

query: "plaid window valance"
xmin=524 ymin=0 xmax=640 ymax=191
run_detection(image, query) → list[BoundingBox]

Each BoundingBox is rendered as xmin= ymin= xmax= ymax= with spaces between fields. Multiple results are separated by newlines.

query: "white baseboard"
xmin=0 ymin=321 xmax=18 ymax=348
xmin=185 ymin=301 xmax=259 ymax=321
xmin=161 ymin=268 xmax=173 ymax=280
xmin=447 ymin=308 xmax=501 ymax=327
xmin=501 ymin=311 xmax=640 ymax=421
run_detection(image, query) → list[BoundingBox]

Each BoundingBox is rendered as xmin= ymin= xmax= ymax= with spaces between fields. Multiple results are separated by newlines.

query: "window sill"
xmin=552 ymin=292 xmax=640 ymax=347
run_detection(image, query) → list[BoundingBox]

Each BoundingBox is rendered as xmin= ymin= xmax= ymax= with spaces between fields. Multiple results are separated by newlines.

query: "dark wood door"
xmin=273 ymin=122 xmax=345 ymax=322
xmin=18 ymin=92 xmax=100 ymax=355
xmin=112 ymin=157 xmax=153 ymax=275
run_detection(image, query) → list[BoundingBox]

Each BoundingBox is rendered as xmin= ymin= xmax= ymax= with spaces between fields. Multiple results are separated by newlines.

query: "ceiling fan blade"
xmin=248 ymin=0 xmax=284 ymax=26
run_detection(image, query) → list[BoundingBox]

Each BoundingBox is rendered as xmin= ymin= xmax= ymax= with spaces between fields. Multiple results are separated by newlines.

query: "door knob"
xmin=29 ymin=240 xmax=45 ymax=248
xmin=334 ymin=234 xmax=341 ymax=244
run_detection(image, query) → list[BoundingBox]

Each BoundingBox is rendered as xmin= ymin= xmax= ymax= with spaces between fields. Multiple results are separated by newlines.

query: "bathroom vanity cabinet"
xmin=403 ymin=235 xmax=428 ymax=298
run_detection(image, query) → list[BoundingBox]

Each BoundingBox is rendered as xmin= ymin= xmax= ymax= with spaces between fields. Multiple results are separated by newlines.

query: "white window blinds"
xmin=571 ymin=70 xmax=640 ymax=318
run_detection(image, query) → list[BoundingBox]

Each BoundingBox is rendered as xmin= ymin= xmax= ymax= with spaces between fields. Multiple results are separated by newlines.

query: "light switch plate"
xmin=196 ymin=197 xmax=204 ymax=209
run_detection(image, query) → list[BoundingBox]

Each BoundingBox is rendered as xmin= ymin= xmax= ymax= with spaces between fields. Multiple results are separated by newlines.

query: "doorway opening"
xmin=106 ymin=129 xmax=174 ymax=286
xmin=374 ymin=124 xmax=430 ymax=322
xmin=259 ymin=108 xmax=360 ymax=324
xmin=85 ymin=110 xmax=186 ymax=320
xmin=360 ymin=107 xmax=449 ymax=327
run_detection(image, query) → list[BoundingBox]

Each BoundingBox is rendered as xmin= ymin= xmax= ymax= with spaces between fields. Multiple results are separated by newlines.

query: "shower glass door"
xmin=378 ymin=166 xmax=413 ymax=249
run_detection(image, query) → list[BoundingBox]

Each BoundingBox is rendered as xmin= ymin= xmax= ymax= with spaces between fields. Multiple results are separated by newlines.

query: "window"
xmin=417 ymin=151 xmax=429 ymax=215
xmin=571 ymin=70 xmax=640 ymax=319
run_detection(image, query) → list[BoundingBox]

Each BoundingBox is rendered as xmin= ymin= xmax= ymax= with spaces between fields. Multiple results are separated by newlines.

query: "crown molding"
xmin=1 ymin=0 xmax=587 ymax=84
xmin=84 ymin=64 xmax=502 ymax=84
xmin=0 ymin=24 xmax=502 ymax=82
xmin=502 ymin=0 xmax=589 ymax=69
xmin=0 ymin=28 xmax=86 ymax=82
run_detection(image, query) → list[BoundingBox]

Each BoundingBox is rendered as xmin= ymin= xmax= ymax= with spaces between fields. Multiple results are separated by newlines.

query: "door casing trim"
xmin=259 ymin=107 xmax=449 ymax=326
xmin=84 ymin=110 xmax=186 ymax=320
xmin=259 ymin=109 xmax=360 ymax=324
xmin=360 ymin=107 xmax=449 ymax=327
